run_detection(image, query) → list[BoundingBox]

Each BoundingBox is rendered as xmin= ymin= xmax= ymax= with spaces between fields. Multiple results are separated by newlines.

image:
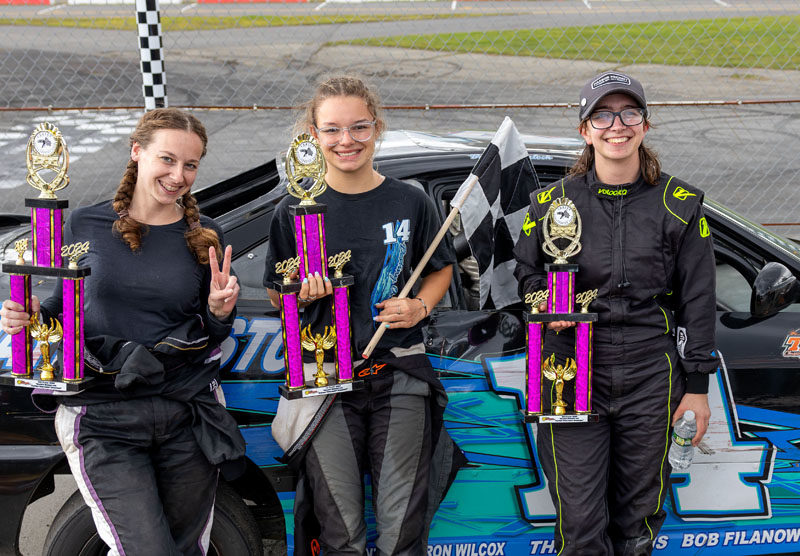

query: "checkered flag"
xmin=136 ymin=0 xmax=167 ymax=110
xmin=452 ymin=117 xmax=539 ymax=310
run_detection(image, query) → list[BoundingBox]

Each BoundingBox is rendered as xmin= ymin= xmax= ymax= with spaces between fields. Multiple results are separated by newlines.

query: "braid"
xmin=112 ymin=160 xmax=147 ymax=251
xmin=183 ymin=191 xmax=221 ymax=264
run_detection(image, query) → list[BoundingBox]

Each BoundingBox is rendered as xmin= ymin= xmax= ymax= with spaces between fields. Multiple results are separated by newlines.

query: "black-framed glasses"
xmin=314 ymin=121 xmax=377 ymax=146
xmin=589 ymin=108 xmax=645 ymax=130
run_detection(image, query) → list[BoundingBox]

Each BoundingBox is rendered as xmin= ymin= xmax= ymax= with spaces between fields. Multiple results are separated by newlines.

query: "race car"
xmin=1 ymin=130 xmax=799 ymax=555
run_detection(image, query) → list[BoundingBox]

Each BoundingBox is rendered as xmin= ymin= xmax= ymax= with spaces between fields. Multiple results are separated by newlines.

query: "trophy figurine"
xmin=29 ymin=314 xmax=63 ymax=382
xmin=541 ymin=354 xmax=576 ymax=416
xmin=523 ymin=197 xmax=598 ymax=423
xmin=301 ymin=325 xmax=337 ymax=387
xmin=275 ymin=135 xmax=363 ymax=399
xmin=0 ymin=123 xmax=92 ymax=392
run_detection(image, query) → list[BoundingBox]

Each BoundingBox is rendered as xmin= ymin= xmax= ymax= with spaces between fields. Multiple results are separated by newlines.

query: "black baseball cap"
xmin=578 ymin=71 xmax=648 ymax=121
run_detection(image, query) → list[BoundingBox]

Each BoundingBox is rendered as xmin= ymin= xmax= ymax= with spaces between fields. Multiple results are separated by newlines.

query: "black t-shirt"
xmin=263 ymin=177 xmax=455 ymax=358
xmin=41 ymin=200 xmax=226 ymax=348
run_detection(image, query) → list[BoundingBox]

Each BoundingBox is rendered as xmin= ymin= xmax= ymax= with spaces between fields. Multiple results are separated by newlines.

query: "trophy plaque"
xmin=1 ymin=123 xmax=92 ymax=392
xmin=523 ymin=197 xmax=598 ymax=423
xmin=275 ymin=134 xmax=363 ymax=399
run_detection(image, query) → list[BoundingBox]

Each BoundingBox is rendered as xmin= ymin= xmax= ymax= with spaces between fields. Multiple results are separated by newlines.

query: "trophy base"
xmin=522 ymin=410 xmax=599 ymax=424
xmin=279 ymin=379 xmax=364 ymax=399
xmin=525 ymin=312 xmax=598 ymax=323
xmin=0 ymin=371 xmax=94 ymax=392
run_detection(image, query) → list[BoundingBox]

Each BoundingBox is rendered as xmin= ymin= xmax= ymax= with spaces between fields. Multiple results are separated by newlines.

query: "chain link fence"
xmin=1 ymin=0 xmax=799 ymax=236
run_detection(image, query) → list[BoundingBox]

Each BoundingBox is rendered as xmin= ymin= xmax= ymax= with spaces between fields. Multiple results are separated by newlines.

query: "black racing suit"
xmin=513 ymin=168 xmax=719 ymax=556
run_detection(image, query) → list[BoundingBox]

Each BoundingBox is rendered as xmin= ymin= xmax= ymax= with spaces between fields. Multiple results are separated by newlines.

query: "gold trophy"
xmin=328 ymin=250 xmax=352 ymax=279
xmin=541 ymin=354 xmax=577 ymax=416
xmin=301 ymin=325 xmax=337 ymax=387
xmin=14 ymin=240 xmax=28 ymax=266
xmin=523 ymin=196 xmax=598 ymax=423
xmin=62 ymin=241 xmax=90 ymax=270
xmin=542 ymin=197 xmax=582 ymax=264
xmin=26 ymin=122 xmax=69 ymax=199
xmin=1 ymin=123 xmax=92 ymax=391
xmin=285 ymin=134 xmax=327 ymax=205
xmin=275 ymin=135 xmax=361 ymax=398
xmin=29 ymin=314 xmax=63 ymax=382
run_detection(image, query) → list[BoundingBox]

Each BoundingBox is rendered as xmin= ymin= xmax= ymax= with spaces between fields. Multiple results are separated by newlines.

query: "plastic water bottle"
xmin=668 ymin=410 xmax=696 ymax=470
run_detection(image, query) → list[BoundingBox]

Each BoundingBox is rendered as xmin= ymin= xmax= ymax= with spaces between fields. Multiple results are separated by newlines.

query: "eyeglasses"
xmin=314 ymin=121 xmax=377 ymax=146
xmin=589 ymin=108 xmax=645 ymax=130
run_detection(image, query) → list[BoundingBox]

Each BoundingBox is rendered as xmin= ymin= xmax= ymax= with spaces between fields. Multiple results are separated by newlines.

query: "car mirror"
xmin=750 ymin=262 xmax=800 ymax=318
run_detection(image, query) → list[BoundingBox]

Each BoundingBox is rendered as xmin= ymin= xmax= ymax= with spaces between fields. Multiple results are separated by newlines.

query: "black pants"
xmin=55 ymin=397 xmax=217 ymax=556
xmin=302 ymin=371 xmax=432 ymax=556
xmin=537 ymin=348 xmax=685 ymax=556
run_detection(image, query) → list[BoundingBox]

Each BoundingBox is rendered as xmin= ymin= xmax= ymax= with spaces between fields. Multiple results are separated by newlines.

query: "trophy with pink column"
xmin=1 ymin=123 xmax=92 ymax=391
xmin=523 ymin=197 xmax=598 ymax=423
xmin=274 ymin=134 xmax=363 ymax=399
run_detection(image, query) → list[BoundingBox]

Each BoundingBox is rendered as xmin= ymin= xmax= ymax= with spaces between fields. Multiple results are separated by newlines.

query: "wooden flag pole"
xmin=361 ymin=173 xmax=480 ymax=359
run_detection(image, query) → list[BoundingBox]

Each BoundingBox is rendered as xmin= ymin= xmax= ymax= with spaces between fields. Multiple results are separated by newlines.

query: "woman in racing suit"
xmin=513 ymin=71 xmax=719 ymax=556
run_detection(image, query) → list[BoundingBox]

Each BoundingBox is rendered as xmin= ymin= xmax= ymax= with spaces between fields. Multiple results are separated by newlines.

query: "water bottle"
xmin=668 ymin=410 xmax=696 ymax=470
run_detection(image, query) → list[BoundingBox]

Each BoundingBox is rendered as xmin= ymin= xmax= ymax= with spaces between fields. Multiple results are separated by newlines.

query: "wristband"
xmin=416 ymin=297 xmax=429 ymax=317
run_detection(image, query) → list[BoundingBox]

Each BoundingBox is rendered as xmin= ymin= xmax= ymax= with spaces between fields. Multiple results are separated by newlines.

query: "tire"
xmin=43 ymin=482 xmax=263 ymax=556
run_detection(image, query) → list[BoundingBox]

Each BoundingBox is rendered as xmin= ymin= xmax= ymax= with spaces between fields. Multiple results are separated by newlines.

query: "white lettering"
xmin=682 ymin=534 xmax=695 ymax=548
xmin=654 ymin=536 xmax=668 ymax=550
xmin=787 ymin=528 xmax=800 ymax=543
xmin=724 ymin=531 xmax=735 ymax=545
xmin=427 ymin=545 xmax=453 ymax=556
xmin=774 ymin=529 xmax=784 ymax=543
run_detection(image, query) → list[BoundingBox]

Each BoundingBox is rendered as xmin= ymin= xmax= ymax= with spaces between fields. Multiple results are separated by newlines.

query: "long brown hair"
xmin=112 ymin=108 xmax=220 ymax=264
xmin=294 ymin=74 xmax=386 ymax=139
xmin=568 ymin=116 xmax=661 ymax=185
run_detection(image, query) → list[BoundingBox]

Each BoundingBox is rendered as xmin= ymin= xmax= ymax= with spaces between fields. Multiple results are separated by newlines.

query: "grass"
xmin=344 ymin=15 xmax=800 ymax=70
xmin=0 ymin=12 xmax=492 ymax=31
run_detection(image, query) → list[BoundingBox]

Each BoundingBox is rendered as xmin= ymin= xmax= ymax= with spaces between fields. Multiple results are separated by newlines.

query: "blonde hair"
xmin=112 ymin=108 xmax=220 ymax=264
xmin=294 ymin=74 xmax=386 ymax=139
xmin=569 ymin=116 xmax=661 ymax=185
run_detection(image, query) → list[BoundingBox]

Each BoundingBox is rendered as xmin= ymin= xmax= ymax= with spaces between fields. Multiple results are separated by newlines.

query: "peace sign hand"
xmin=208 ymin=245 xmax=239 ymax=320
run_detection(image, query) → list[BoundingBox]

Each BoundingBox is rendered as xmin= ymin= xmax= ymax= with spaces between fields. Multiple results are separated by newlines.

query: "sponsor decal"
xmin=673 ymin=186 xmax=697 ymax=201
xmin=699 ymin=217 xmax=710 ymax=238
xmin=676 ymin=326 xmax=687 ymax=358
xmin=782 ymin=329 xmax=800 ymax=358
xmin=591 ymin=73 xmax=630 ymax=89
xmin=597 ymin=187 xmax=627 ymax=197
xmin=522 ymin=213 xmax=536 ymax=236
xmin=536 ymin=186 xmax=557 ymax=204
xmin=682 ymin=528 xmax=800 ymax=549
xmin=357 ymin=361 xmax=387 ymax=379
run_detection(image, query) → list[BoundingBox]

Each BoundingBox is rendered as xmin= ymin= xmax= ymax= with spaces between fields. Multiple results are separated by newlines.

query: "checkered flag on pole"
xmin=136 ymin=0 xmax=167 ymax=110
xmin=362 ymin=117 xmax=538 ymax=357
xmin=451 ymin=117 xmax=539 ymax=310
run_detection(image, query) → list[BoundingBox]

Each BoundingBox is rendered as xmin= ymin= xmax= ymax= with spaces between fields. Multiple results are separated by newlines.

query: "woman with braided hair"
xmin=0 ymin=108 xmax=243 ymax=555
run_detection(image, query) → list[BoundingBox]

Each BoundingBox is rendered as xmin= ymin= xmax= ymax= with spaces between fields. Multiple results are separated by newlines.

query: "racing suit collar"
xmin=587 ymin=167 xmax=645 ymax=199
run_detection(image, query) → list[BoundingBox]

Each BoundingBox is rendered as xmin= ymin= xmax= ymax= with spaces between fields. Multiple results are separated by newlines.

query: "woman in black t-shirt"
xmin=1 ymin=109 xmax=241 ymax=555
xmin=264 ymin=75 xmax=457 ymax=556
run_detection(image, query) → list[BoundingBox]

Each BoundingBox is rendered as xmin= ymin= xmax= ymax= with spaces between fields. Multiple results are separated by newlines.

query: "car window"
xmin=715 ymin=261 xmax=752 ymax=312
